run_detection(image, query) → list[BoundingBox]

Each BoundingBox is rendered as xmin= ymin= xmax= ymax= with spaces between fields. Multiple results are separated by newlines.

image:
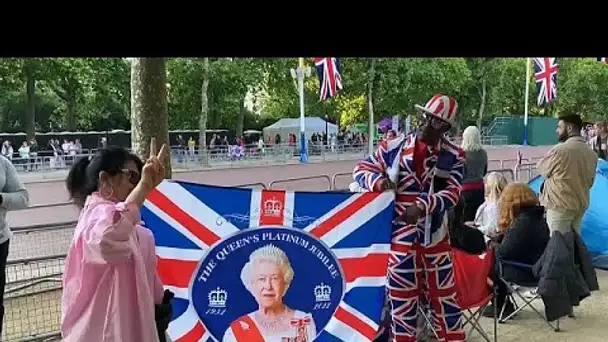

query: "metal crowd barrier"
xmin=4 ymin=255 xmax=65 ymax=342
xmin=15 ymin=203 xmax=73 ymax=212
xmin=331 ymin=172 xmax=354 ymax=190
xmin=268 ymin=175 xmax=332 ymax=191
xmin=514 ymin=162 xmax=539 ymax=183
xmin=234 ymin=182 xmax=267 ymax=189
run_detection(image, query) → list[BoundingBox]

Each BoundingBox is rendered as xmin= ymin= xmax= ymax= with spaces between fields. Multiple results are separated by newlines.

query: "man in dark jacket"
xmin=533 ymin=230 xmax=599 ymax=322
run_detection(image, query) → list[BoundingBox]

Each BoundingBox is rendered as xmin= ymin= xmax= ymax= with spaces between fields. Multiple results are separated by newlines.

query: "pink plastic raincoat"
xmin=61 ymin=193 xmax=164 ymax=342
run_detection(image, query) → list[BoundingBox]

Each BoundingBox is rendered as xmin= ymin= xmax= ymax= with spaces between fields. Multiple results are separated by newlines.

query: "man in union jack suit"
xmin=353 ymin=94 xmax=465 ymax=341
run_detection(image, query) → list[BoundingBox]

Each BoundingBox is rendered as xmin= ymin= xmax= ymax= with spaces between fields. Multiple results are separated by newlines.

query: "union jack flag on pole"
xmin=314 ymin=57 xmax=344 ymax=101
xmin=142 ymin=180 xmax=394 ymax=342
xmin=533 ymin=58 xmax=559 ymax=106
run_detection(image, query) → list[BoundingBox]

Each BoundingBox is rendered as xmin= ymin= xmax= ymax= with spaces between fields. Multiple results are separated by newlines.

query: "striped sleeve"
xmin=353 ymin=140 xmax=390 ymax=191
xmin=416 ymin=147 xmax=464 ymax=215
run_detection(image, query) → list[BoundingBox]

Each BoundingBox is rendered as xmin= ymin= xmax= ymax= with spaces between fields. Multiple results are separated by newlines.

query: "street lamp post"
xmin=325 ymin=114 xmax=329 ymax=147
xmin=290 ymin=58 xmax=312 ymax=163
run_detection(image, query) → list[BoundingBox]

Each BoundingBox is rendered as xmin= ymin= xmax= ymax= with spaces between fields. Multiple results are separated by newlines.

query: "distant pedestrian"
xmin=460 ymin=126 xmax=488 ymax=222
xmin=589 ymin=120 xmax=608 ymax=160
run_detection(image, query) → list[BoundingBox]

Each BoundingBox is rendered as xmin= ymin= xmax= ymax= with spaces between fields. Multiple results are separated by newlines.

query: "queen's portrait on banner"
xmin=222 ymin=244 xmax=317 ymax=342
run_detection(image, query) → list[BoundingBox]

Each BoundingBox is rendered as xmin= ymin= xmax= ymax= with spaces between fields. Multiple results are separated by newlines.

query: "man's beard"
xmin=558 ymin=133 xmax=568 ymax=142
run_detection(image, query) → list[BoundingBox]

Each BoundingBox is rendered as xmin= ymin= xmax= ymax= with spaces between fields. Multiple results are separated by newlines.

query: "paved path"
xmin=474 ymin=270 xmax=608 ymax=342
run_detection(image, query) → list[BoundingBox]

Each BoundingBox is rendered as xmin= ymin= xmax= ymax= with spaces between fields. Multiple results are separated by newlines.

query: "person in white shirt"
xmin=61 ymin=139 xmax=70 ymax=155
xmin=472 ymin=172 xmax=508 ymax=241
xmin=257 ymin=137 xmax=265 ymax=155
xmin=1 ymin=141 xmax=13 ymax=162
xmin=17 ymin=141 xmax=30 ymax=172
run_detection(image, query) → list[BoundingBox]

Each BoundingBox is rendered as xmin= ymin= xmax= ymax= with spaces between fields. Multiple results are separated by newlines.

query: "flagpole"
xmin=523 ymin=58 xmax=531 ymax=146
xmin=291 ymin=58 xmax=310 ymax=163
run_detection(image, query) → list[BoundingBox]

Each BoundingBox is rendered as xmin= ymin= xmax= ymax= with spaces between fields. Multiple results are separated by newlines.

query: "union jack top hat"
xmin=414 ymin=94 xmax=458 ymax=127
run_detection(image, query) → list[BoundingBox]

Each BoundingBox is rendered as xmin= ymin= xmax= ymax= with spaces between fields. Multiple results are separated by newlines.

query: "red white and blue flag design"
xmin=142 ymin=180 xmax=394 ymax=342
xmin=533 ymin=58 xmax=559 ymax=106
xmin=313 ymin=57 xmax=343 ymax=101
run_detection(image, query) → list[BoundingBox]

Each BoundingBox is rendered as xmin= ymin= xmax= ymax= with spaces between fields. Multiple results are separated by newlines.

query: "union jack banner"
xmin=313 ymin=57 xmax=343 ymax=101
xmin=142 ymin=180 xmax=395 ymax=342
xmin=533 ymin=57 xmax=559 ymax=106
xmin=598 ymin=57 xmax=608 ymax=63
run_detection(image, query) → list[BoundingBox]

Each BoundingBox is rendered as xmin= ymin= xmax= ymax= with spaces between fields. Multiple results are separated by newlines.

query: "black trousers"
xmin=0 ymin=240 xmax=9 ymax=336
xmin=462 ymin=188 xmax=486 ymax=223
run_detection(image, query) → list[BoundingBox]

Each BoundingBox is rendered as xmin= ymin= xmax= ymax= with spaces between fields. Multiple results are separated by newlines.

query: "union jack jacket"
xmin=353 ymin=133 xmax=465 ymax=246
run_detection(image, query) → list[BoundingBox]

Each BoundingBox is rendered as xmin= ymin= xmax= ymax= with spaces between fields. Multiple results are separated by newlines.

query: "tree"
xmin=40 ymin=58 xmax=96 ymax=130
xmin=374 ymin=58 xmax=472 ymax=119
xmin=553 ymin=58 xmax=608 ymax=120
xmin=367 ymin=58 xmax=377 ymax=152
xmin=23 ymin=59 xmax=36 ymax=139
xmin=464 ymin=58 xmax=500 ymax=127
xmin=199 ymin=57 xmax=210 ymax=166
xmin=130 ymin=58 xmax=171 ymax=178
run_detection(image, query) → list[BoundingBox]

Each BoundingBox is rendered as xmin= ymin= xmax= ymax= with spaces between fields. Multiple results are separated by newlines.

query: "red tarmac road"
xmin=8 ymin=145 xmax=552 ymax=228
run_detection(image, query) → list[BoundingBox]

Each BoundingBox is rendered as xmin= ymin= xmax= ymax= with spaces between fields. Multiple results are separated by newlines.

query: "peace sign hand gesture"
xmin=141 ymin=138 xmax=169 ymax=190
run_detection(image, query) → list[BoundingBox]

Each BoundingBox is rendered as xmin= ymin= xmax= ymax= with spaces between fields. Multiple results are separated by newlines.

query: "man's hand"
xmin=403 ymin=203 xmax=424 ymax=224
xmin=377 ymin=179 xmax=394 ymax=191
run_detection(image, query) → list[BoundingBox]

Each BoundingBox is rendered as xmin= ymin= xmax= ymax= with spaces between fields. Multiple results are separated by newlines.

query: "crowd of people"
xmin=172 ymin=131 xmax=371 ymax=162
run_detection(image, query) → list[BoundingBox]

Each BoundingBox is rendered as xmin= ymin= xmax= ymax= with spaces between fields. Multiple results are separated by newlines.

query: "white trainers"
xmin=523 ymin=287 xmax=538 ymax=299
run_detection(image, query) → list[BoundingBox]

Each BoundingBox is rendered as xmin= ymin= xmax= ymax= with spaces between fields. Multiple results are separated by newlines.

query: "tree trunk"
xmin=199 ymin=58 xmax=210 ymax=166
xmin=130 ymin=58 xmax=171 ymax=178
xmin=477 ymin=77 xmax=487 ymax=128
xmin=236 ymin=95 xmax=246 ymax=139
xmin=24 ymin=61 xmax=36 ymax=140
xmin=66 ymin=89 xmax=76 ymax=131
xmin=367 ymin=58 xmax=377 ymax=154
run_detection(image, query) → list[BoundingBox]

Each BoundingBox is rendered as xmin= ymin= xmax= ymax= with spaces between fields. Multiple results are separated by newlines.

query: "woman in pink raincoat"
xmin=61 ymin=139 xmax=171 ymax=342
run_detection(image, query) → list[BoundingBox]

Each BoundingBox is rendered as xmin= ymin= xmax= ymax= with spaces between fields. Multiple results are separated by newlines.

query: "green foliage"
xmin=0 ymin=57 xmax=606 ymax=135
xmin=553 ymin=58 xmax=608 ymax=121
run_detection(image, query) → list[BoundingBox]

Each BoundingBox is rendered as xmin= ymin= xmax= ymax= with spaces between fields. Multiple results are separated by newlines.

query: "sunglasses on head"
xmin=121 ymin=169 xmax=141 ymax=185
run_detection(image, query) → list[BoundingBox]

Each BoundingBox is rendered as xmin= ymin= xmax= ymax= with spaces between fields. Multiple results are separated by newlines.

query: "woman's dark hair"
xmin=66 ymin=147 xmax=144 ymax=208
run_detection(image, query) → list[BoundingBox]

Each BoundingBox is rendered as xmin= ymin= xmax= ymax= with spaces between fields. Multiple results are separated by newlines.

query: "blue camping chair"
xmin=496 ymin=258 xmax=562 ymax=332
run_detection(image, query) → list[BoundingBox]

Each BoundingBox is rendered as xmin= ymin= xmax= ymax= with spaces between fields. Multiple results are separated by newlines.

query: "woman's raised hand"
xmin=141 ymin=138 xmax=169 ymax=190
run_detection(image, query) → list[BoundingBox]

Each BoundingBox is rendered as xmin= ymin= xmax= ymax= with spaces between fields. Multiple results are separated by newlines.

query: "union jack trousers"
xmin=353 ymin=133 xmax=466 ymax=342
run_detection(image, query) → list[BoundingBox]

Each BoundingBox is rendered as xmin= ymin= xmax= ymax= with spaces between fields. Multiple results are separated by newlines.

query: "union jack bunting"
xmin=533 ymin=58 xmax=559 ymax=106
xmin=142 ymin=180 xmax=395 ymax=342
xmin=598 ymin=57 xmax=608 ymax=63
xmin=313 ymin=57 xmax=343 ymax=101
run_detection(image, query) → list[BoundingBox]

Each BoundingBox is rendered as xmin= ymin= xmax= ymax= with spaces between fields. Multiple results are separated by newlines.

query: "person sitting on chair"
xmin=483 ymin=182 xmax=550 ymax=318
xmin=449 ymin=196 xmax=486 ymax=255
xmin=471 ymin=172 xmax=508 ymax=242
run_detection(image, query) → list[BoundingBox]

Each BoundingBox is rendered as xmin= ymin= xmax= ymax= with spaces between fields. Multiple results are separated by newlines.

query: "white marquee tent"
xmin=263 ymin=117 xmax=339 ymax=142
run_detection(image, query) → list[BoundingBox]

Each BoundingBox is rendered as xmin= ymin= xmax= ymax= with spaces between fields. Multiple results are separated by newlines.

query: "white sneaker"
xmin=523 ymin=287 xmax=538 ymax=299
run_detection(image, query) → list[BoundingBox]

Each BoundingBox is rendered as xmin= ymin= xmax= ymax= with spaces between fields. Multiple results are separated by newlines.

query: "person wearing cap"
xmin=353 ymin=94 xmax=465 ymax=341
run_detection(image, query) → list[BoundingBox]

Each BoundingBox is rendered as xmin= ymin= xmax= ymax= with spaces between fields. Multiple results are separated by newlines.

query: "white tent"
xmin=263 ymin=117 xmax=339 ymax=142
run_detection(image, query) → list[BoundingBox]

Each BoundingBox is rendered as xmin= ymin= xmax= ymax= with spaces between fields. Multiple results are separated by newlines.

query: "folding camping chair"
xmin=418 ymin=247 xmax=498 ymax=342
xmin=496 ymin=259 xmax=561 ymax=332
